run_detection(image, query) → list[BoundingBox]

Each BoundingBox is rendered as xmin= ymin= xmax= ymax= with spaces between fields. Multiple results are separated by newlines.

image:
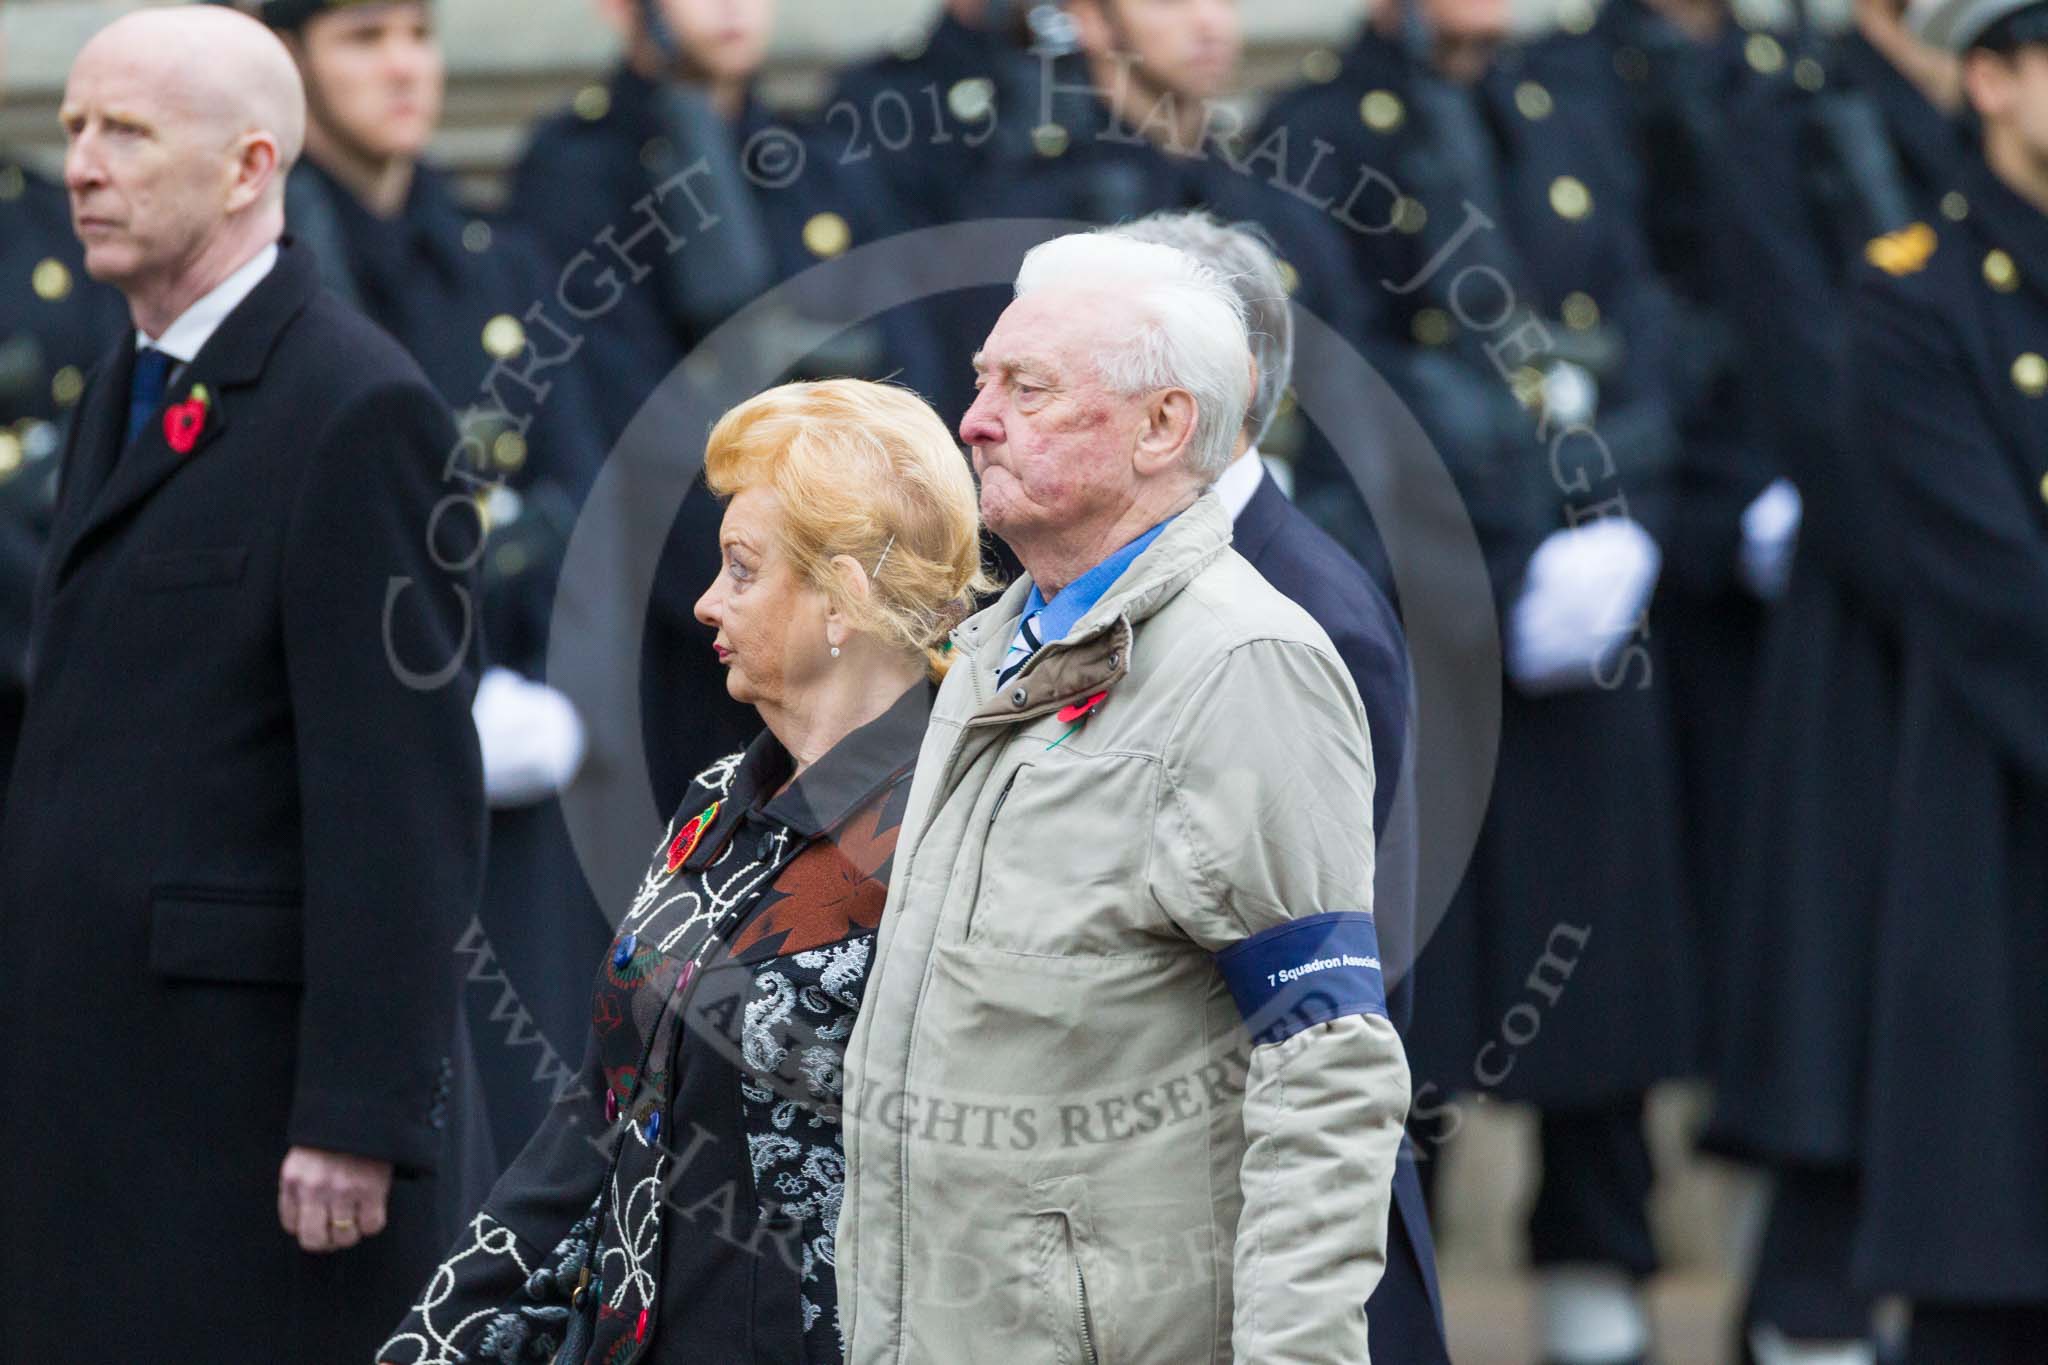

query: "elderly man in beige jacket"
xmin=837 ymin=231 xmax=1411 ymax=1364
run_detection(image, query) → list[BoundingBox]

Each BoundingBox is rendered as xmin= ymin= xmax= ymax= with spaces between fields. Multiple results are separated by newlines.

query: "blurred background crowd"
xmin=5 ymin=0 xmax=2044 ymax=1362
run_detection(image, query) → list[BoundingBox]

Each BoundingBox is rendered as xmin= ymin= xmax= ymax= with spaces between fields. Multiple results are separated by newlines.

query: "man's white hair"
xmin=1013 ymin=231 xmax=1252 ymax=482
xmin=1112 ymin=211 xmax=1294 ymax=451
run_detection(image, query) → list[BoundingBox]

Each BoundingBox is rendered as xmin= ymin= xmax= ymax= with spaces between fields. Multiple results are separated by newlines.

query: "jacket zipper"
xmin=988 ymin=766 xmax=1022 ymax=828
xmin=1076 ymin=1258 xmax=1100 ymax=1365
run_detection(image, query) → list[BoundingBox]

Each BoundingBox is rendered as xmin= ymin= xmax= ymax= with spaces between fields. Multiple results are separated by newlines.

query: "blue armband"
xmin=1213 ymin=911 xmax=1387 ymax=1047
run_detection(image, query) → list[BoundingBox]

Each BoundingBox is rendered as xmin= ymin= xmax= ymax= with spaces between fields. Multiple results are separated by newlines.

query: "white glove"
xmin=1509 ymin=517 xmax=1662 ymax=694
xmin=472 ymin=666 xmax=588 ymax=809
xmin=1738 ymin=478 xmax=1802 ymax=601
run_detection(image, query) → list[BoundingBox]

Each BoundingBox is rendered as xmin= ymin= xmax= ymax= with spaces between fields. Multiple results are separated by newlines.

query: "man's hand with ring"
xmin=278 ymin=1146 xmax=394 ymax=1253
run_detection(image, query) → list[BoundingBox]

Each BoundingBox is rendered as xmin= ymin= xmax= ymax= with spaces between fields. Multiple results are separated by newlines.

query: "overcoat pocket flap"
xmin=148 ymin=891 xmax=304 ymax=985
xmin=133 ymin=546 xmax=249 ymax=591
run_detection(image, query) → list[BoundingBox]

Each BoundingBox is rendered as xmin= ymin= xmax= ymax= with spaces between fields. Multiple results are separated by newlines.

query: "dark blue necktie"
xmin=125 ymin=347 xmax=174 ymax=449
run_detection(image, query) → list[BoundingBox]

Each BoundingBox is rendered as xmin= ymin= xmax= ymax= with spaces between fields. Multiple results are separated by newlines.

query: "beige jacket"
xmin=839 ymin=493 xmax=1411 ymax=1364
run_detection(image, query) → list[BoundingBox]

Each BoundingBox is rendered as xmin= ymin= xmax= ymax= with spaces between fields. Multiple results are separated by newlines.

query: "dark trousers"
xmin=1744 ymin=1167 xmax=1872 ymax=1340
xmin=1372 ymin=1149 xmax=1453 ymax=1365
xmin=1530 ymin=1097 xmax=1660 ymax=1276
xmin=1907 ymin=1303 xmax=2048 ymax=1364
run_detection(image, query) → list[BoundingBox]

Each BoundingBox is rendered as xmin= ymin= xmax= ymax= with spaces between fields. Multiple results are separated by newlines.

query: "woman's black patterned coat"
xmin=380 ymin=684 xmax=928 ymax=1365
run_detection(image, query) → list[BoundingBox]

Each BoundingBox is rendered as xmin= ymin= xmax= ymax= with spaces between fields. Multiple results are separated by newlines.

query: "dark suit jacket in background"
xmin=0 ymin=238 xmax=486 ymax=1362
xmin=1234 ymin=470 xmax=1449 ymax=1363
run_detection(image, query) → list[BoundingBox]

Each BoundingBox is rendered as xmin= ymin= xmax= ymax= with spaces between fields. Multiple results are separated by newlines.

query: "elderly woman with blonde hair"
xmin=381 ymin=379 xmax=992 ymax=1365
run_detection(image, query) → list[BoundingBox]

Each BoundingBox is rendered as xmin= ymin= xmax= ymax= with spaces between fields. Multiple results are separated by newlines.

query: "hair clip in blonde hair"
xmin=871 ymin=534 xmax=897 ymax=579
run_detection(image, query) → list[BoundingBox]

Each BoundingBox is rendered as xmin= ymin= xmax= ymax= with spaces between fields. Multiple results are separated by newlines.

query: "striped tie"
xmin=996 ymin=611 xmax=1043 ymax=686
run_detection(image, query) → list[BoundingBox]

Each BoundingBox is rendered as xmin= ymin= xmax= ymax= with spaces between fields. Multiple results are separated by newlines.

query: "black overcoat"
xmin=0 ymin=238 xmax=486 ymax=1360
xmin=0 ymin=155 xmax=127 ymax=809
xmin=1845 ymin=156 xmax=2048 ymax=1301
xmin=1703 ymin=36 xmax=1963 ymax=1168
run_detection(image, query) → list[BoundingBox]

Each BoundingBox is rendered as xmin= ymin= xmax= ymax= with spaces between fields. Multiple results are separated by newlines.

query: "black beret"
xmin=234 ymin=0 xmax=429 ymax=32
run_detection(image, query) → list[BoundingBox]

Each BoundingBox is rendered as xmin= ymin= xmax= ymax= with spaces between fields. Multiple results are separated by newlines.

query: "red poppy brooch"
xmin=163 ymin=384 xmax=211 ymax=455
xmin=1047 ymin=691 xmax=1109 ymax=751
xmin=665 ymin=800 xmax=721 ymax=873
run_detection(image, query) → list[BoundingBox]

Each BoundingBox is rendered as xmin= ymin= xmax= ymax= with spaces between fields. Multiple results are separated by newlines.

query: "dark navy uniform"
xmin=285 ymin=156 xmax=612 ymax=1167
xmin=1261 ymin=24 xmax=1693 ymax=1283
xmin=511 ymin=67 xmax=945 ymax=814
xmin=1845 ymin=150 xmax=2048 ymax=1360
xmin=0 ymin=156 xmax=125 ymax=813
xmin=1700 ymin=30 xmax=1967 ymax=1348
xmin=826 ymin=6 xmax=1052 ymax=227
xmin=1531 ymin=0 xmax=1792 ymax=1039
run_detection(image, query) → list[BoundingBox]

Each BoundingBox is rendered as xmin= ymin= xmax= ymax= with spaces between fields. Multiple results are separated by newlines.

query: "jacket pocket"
xmin=132 ymin=546 xmax=248 ymax=591
xmin=1036 ymin=1204 xmax=1103 ymax=1365
xmin=148 ymin=886 xmax=304 ymax=985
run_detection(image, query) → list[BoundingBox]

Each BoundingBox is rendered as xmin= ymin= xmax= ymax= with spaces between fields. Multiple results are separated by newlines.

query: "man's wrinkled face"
xmin=300 ymin=3 xmax=443 ymax=163
xmin=959 ymin=290 xmax=1146 ymax=545
xmin=654 ymin=0 xmax=776 ymax=84
xmin=1095 ymin=0 xmax=1243 ymax=103
xmin=62 ymin=43 xmax=237 ymax=291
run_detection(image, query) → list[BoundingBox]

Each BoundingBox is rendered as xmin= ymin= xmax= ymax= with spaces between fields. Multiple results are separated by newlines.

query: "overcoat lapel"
xmin=50 ymin=241 xmax=319 ymax=587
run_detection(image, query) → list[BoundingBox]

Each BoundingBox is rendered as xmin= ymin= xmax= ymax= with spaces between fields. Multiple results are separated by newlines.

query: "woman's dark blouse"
xmin=379 ymin=684 xmax=929 ymax=1365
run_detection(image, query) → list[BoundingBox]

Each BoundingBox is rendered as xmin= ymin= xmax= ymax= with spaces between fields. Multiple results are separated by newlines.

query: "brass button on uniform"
xmin=947 ymin=78 xmax=994 ymax=123
xmin=1745 ymin=33 xmax=1786 ymax=74
xmin=1941 ymin=191 xmax=1970 ymax=222
xmin=1393 ymin=196 xmax=1429 ymax=234
xmin=1562 ymin=291 xmax=1600 ymax=330
xmin=0 ymin=164 xmax=24 ymax=202
xmin=481 ymin=314 xmax=527 ymax=360
xmin=462 ymin=220 xmax=493 ymax=254
xmin=1277 ymin=259 xmax=1301 ymax=295
xmin=2013 ymin=352 xmax=2048 ymax=398
xmin=1032 ymin=123 xmax=1070 ymax=158
xmin=1549 ymin=176 xmax=1593 ymax=221
xmin=1794 ymin=57 xmax=1826 ymax=91
xmin=573 ymin=84 xmax=611 ymax=122
xmin=803 ymin=211 xmax=851 ymax=259
xmin=1983 ymin=249 xmax=2019 ymax=292
xmin=51 ymin=366 xmax=84 ymax=407
xmin=1302 ymin=48 xmax=1342 ymax=83
xmin=1558 ymin=0 xmax=1597 ymax=33
xmin=639 ymin=137 xmax=672 ymax=171
xmin=492 ymin=431 xmax=528 ymax=471
xmin=32 ymin=258 xmax=72 ymax=302
xmin=1411 ymin=307 xmax=1453 ymax=347
xmin=2039 ymin=471 xmax=2048 ymax=506
xmin=0 ymin=431 xmax=22 ymax=482
xmin=1515 ymin=81 xmax=1554 ymax=120
xmin=1361 ymin=90 xmax=1405 ymax=132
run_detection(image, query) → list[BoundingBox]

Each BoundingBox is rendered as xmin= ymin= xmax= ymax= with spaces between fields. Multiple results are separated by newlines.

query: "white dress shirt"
xmin=135 ymin=242 xmax=280 ymax=364
xmin=1213 ymin=446 xmax=1268 ymax=521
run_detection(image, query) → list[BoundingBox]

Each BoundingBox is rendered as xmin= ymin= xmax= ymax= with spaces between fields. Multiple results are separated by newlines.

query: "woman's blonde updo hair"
xmin=703 ymin=379 xmax=998 ymax=681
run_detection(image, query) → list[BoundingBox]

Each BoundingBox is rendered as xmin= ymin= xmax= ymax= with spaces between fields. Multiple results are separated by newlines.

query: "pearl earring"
xmin=830 ymin=646 xmax=841 ymax=658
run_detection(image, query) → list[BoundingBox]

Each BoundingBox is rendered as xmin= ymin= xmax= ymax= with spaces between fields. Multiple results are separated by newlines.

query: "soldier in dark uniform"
xmin=248 ymin=0 xmax=614 ymax=1170
xmin=1261 ymin=4 xmax=1692 ymax=1361
xmin=1841 ymin=0 xmax=2048 ymax=1356
xmin=509 ymin=0 xmax=944 ymax=814
xmin=1528 ymin=0 xmax=1804 ymax=1070
xmin=1699 ymin=2 xmax=1970 ymax=1359
xmin=0 ymin=41 xmax=127 ymax=815
xmin=826 ymin=0 xmax=1058 ymax=227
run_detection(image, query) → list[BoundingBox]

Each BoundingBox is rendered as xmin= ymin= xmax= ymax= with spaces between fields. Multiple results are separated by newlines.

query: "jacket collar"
xmin=703 ymin=681 xmax=932 ymax=850
xmin=52 ymin=237 xmax=320 ymax=586
xmin=955 ymin=491 xmax=1235 ymax=724
xmin=1960 ymin=152 xmax=2048 ymax=312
